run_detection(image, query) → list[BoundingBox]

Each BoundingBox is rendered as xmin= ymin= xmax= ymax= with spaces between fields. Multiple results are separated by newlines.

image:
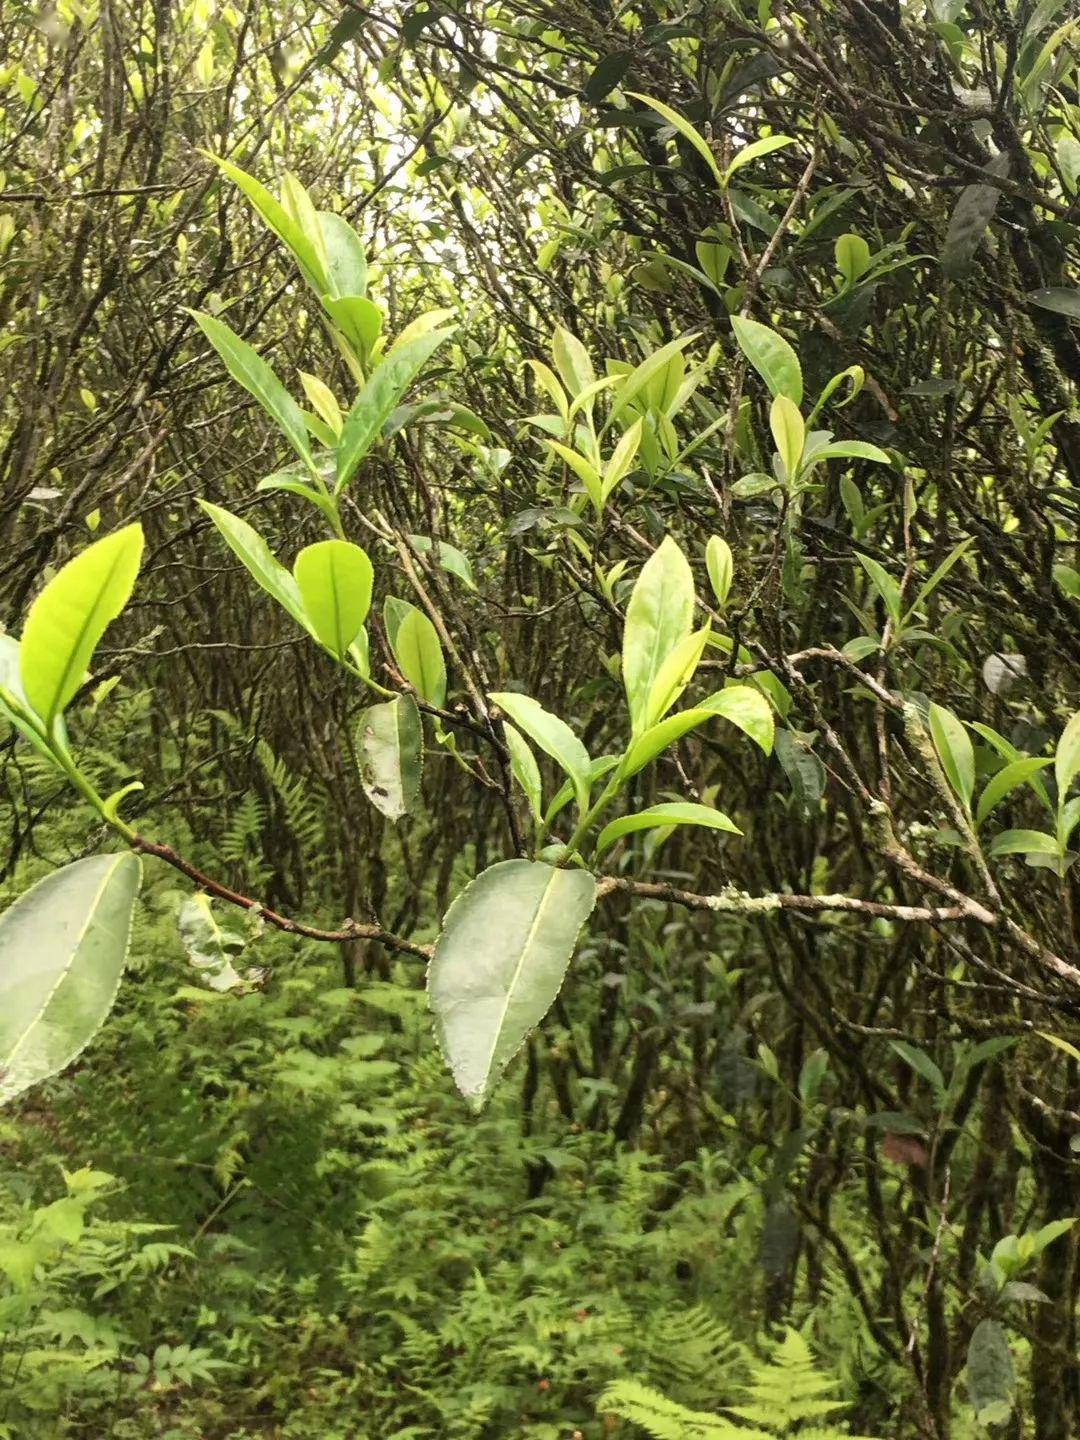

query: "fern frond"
xmin=728 ymin=1329 xmax=848 ymax=1432
xmin=598 ymin=1379 xmax=756 ymax=1440
xmin=643 ymin=1304 xmax=744 ymax=1405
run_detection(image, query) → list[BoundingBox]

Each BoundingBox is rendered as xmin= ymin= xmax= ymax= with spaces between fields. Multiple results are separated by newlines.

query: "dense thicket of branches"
xmin=2 ymin=1 xmax=1080 ymax=1436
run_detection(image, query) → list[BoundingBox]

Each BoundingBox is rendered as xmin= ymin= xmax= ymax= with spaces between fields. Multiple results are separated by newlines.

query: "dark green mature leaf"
xmin=315 ymin=6 xmax=364 ymax=66
xmin=356 ymin=694 xmax=423 ymax=820
xmin=427 ymin=860 xmax=597 ymax=1110
xmin=1027 ymin=287 xmax=1080 ymax=320
xmin=584 ymin=51 xmax=633 ymax=103
xmin=774 ymin=729 xmax=825 ymax=819
xmin=967 ymin=1319 xmax=1015 ymax=1422
xmin=0 ymin=853 xmax=141 ymax=1104
xmin=941 ymin=153 xmax=1010 ymax=277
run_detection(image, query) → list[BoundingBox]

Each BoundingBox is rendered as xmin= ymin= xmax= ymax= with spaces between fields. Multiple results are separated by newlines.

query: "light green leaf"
xmin=317 ymin=211 xmax=367 ymax=299
xmin=388 ymin=307 xmax=457 ymax=355
xmin=988 ymin=828 xmax=1059 ymax=857
xmin=427 ymin=860 xmax=597 ymax=1111
xmin=835 ymin=232 xmax=871 ymax=283
xmin=322 ymin=294 xmax=383 ymax=356
xmin=596 ymin=802 xmax=740 ymax=858
xmin=545 ymin=440 xmax=603 ymax=511
xmin=701 ymin=685 xmax=775 ymax=754
xmin=1037 ymin=1031 xmax=1080 ymax=1063
xmin=731 ymin=472 xmax=781 ymax=500
xmin=643 ymin=627 xmax=711 ymax=729
xmin=0 ymin=635 xmax=62 ymax=765
xmin=620 ymin=684 xmax=774 ymax=778
xmin=730 ymin=316 xmax=803 ymax=405
xmin=504 ymin=722 xmax=543 ymax=823
xmin=280 ymin=173 xmax=328 ymax=279
xmin=929 ymin=702 xmax=975 ymax=809
xmin=490 ymin=691 xmax=592 ymax=814
xmin=976 ymin=758 xmax=1053 ymax=826
xmin=293 ymin=539 xmax=373 ymax=658
xmin=299 ymin=372 xmax=342 ymax=436
xmin=524 ymin=359 xmax=568 ymax=421
xmin=606 ymin=334 xmax=699 ymax=431
xmin=19 ymin=524 xmax=144 ymax=728
xmin=336 ymin=329 xmax=454 ymax=490
xmin=705 ymin=535 xmax=734 ymax=608
xmin=628 ymin=92 xmax=724 ymax=189
xmin=382 ymin=595 xmax=412 ymax=650
xmin=858 ymin=554 xmax=902 ymax=625
xmin=550 ymin=326 xmax=595 ymax=399
xmin=723 ymin=134 xmax=795 ymax=186
xmin=390 ymin=605 xmax=446 ymax=707
xmin=603 ymin=418 xmax=643 ymax=503
xmin=0 ymin=853 xmax=141 ymax=1104
xmin=206 ymin=153 xmax=327 ymax=293
xmin=843 ymin=635 xmax=880 ymax=661
xmin=407 ymin=535 xmax=477 ymax=590
xmin=189 ymin=311 xmax=312 ymax=467
xmin=544 ymin=755 xmax=620 ymax=826
xmin=1055 ymin=711 xmax=1080 ymax=799
xmin=622 ymin=536 xmax=695 ymax=735
xmin=356 ymin=694 xmax=423 ymax=820
xmin=199 ymin=502 xmax=310 ymax=631
xmin=770 ymin=395 xmax=805 ymax=478
xmin=890 ymin=1040 xmax=945 ymax=1092
xmin=904 ymin=537 xmax=974 ymax=621
xmin=812 ymin=440 xmax=891 ymax=464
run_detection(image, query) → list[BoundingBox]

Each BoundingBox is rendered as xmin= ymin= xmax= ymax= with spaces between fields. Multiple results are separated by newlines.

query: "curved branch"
xmin=131 ymin=835 xmax=432 ymax=961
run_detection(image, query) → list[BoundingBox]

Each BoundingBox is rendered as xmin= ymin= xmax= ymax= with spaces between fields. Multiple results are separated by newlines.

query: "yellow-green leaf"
xmin=20 ymin=524 xmax=143 ymax=728
xmin=770 ymin=395 xmax=805 ymax=479
xmin=293 ymin=540 xmax=373 ymax=658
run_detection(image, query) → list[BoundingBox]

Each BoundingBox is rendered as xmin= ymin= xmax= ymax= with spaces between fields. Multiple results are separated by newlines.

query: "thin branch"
xmin=130 ymin=835 xmax=432 ymax=960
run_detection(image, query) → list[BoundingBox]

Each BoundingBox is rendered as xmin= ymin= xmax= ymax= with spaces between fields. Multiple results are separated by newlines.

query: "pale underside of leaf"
xmin=356 ymin=694 xmax=423 ymax=820
xmin=427 ymin=860 xmax=596 ymax=1111
xmin=0 ymin=853 xmax=142 ymax=1105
